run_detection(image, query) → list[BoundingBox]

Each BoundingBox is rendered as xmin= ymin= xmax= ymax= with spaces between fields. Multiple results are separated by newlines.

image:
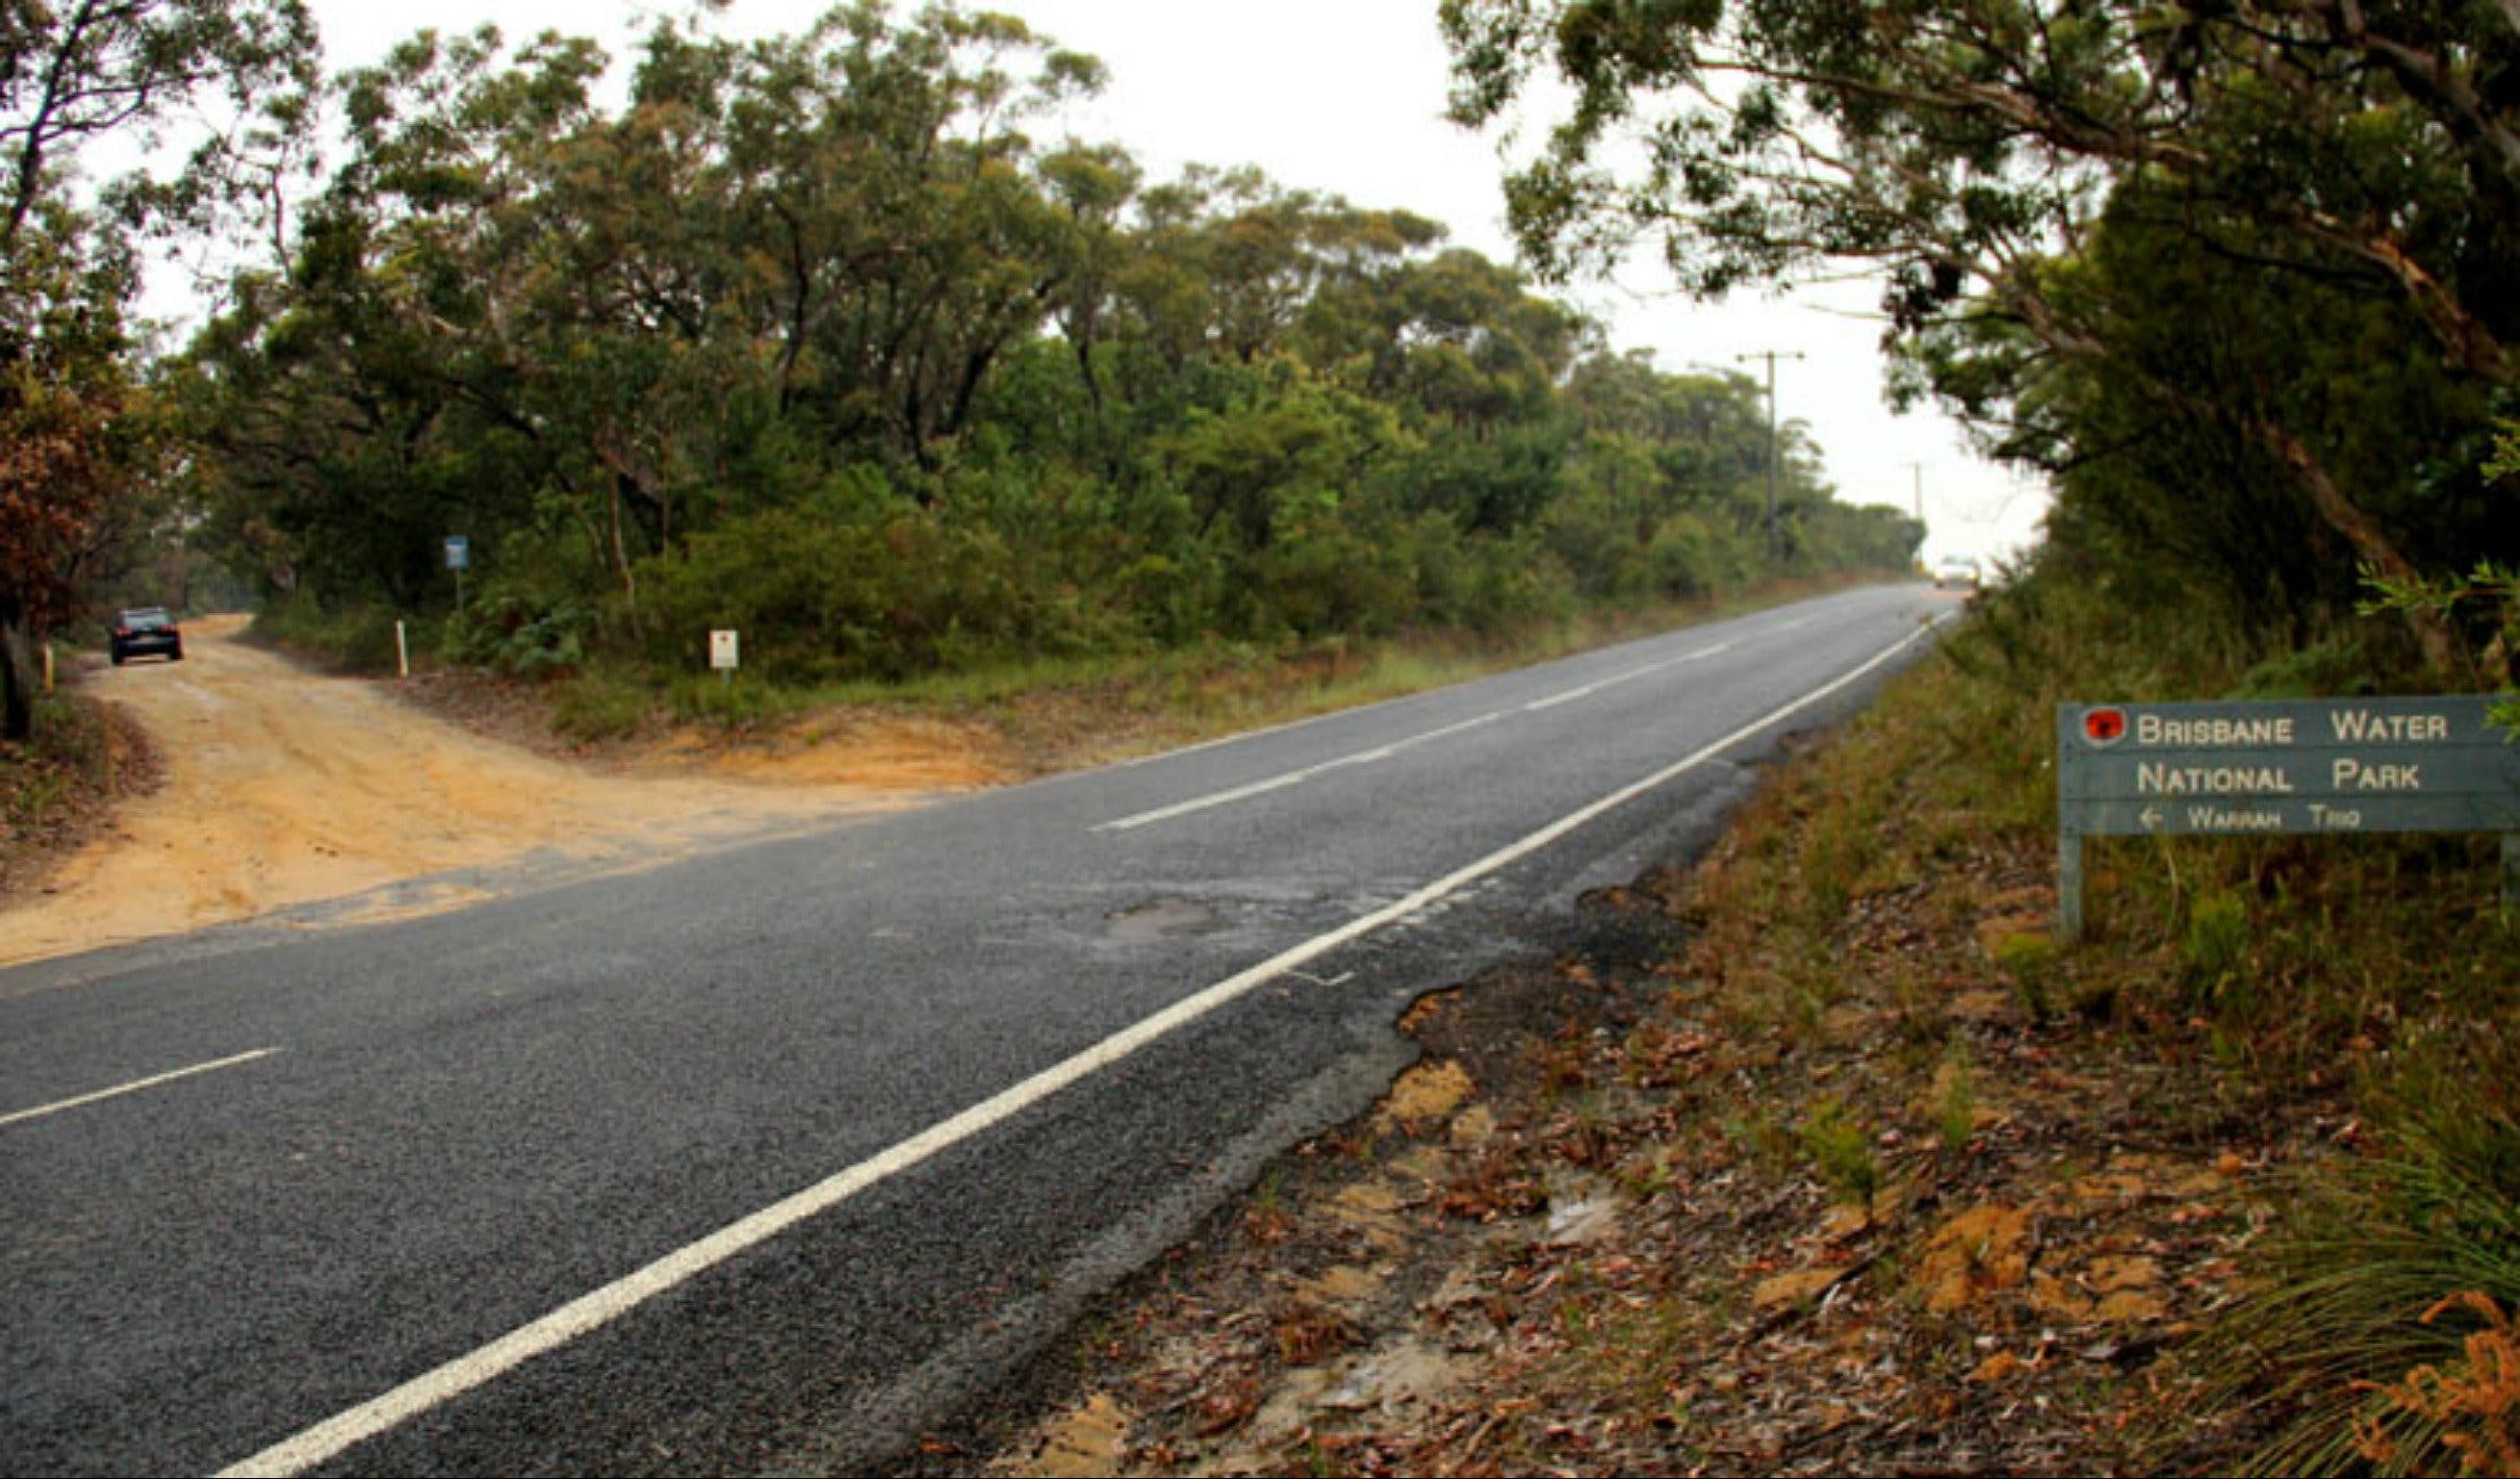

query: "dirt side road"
xmin=0 ymin=616 xmax=1004 ymax=968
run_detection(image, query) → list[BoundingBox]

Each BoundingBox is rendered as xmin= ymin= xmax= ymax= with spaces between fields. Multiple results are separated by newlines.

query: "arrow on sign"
xmin=2140 ymin=806 xmax=2164 ymax=830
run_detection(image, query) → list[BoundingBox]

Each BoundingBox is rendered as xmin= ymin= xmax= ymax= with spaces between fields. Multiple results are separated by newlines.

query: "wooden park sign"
xmin=2056 ymin=697 xmax=2520 ymax=937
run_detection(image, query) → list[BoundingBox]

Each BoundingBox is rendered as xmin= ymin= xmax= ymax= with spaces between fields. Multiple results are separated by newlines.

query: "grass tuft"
xmin=2190 ymin=1093 xmax=2520 ymax=1476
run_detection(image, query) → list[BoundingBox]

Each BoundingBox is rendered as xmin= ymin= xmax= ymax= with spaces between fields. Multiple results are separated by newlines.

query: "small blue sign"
xmin=444 ymin=535 xmax=471 ymax=572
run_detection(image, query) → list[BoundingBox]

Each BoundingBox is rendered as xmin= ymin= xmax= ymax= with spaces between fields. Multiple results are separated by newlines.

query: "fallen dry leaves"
xmin=884 ymin=760 xmax=2340 ymax=1478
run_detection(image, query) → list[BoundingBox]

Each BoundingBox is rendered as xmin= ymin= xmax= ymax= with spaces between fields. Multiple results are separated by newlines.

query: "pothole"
xmin=1105 ymin=897 xmax=1217 ymax=942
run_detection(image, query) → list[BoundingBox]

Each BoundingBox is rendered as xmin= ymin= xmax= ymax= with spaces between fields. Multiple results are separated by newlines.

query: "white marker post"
xmin=395 ymin=621 xmax=409 ymax=679
xmin=709 ymin=629 xmax=739 ymax=686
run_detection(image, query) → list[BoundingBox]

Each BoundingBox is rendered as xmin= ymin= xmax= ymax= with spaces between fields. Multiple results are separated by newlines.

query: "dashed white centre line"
xmin=0 ymin=1048 xmax=281 ymax=1129
xmin=1099 ymin=641 xmax=1743 ymax=832
xmin=1093 ymin=711 xmax=1503 ymax=832
xmin=1521 ymin=641 xmax=1731 ymax=713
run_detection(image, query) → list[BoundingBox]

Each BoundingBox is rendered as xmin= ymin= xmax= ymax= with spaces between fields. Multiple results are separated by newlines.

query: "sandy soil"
xmin=0 ymin=616 xmax=1006 ymax=968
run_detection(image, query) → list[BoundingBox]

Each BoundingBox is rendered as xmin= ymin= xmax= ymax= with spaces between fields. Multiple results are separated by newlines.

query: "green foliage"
xmin=2181 ymin=890 xmax=2255 ymax=1016
xmin=1992 ymin=931 xmax=2061 ymax=1021
xmin=1934 ymin=1043 xmax=1977 ymax=1155
xmin=251 ymin=593 xmax=407 ymax=674
xmin=2231 ymin=643 xmax=2381 ymax=701
xmin=2359 ymin=550 xmax=2520 ymax=723
xmin=445 ymin=595 xmax=594 ymax=680
xmin=159 ymin=3 xmax=1916 ymax=706
xmin=1722 ymin=1108 xmax=1803 ymax=1179
xmin=549 ymin=672 xmax=650 ymax=743
xmin=1442 ymin=0 xmax=2518 ymax=675
xmin=636 ymin=503 xmax=1080 ymax=684
xmin=1800 ymin=1095 xmax=1879 ymax=1211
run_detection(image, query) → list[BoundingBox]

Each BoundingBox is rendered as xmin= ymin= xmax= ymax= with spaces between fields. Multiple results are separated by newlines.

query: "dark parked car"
xmin=110 ymin=607 xmax=183 ymax=665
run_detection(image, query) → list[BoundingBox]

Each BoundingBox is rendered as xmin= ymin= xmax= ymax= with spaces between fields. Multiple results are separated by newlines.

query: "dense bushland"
xmin=136 ymin=7 xmax=1916 ymax=692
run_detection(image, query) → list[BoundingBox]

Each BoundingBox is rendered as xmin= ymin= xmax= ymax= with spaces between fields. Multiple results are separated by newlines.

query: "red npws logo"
xmin=2085 ymin=708 xmax=2126 ymax=745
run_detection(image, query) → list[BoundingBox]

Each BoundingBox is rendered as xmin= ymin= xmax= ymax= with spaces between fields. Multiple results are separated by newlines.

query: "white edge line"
xmin=0 ymin=1048 xmax=281 ymax=1129
xmin=219 ymin=613 xmax=1949 ymax=1479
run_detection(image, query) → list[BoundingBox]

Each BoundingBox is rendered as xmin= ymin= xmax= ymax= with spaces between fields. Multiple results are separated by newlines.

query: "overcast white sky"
xmin=272 ymin=0 xmax=2047 ymax=560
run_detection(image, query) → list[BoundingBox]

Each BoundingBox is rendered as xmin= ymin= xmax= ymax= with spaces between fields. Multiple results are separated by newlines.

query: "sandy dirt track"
xmin=0 ymin=616 xmax=1004 ymax=968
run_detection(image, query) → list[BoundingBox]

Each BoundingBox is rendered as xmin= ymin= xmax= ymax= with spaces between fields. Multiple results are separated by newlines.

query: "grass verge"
xmin=379 ymin=576 xmax=1867 ymax=771
xmin=1664 ymin=575 xmax=2517 ymax=1474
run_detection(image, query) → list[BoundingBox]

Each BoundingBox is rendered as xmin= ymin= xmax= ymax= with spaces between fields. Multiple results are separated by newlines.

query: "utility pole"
xmin=1904 ymin=461 xmax=1928 ymax=574
xmin=1736 ymin=350 xmax=1805 ymax=568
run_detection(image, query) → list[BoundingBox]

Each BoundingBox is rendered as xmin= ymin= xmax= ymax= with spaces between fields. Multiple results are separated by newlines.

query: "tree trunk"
xmin=2250 ymin=415 xmax=2470 ymax=679
xmin=1 ymin=613 xmax=36 ymax=743
xmin=2004 ymin=286 xmax=2472 ymax=680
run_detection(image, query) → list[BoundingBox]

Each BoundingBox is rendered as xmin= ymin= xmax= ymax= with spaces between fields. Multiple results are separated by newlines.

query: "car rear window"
xmin=122 ymin=610 xmax=171 ymax=629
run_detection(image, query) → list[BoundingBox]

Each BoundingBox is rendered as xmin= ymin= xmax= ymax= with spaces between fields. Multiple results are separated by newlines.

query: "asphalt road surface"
xmin=1 ymin=584 xmax=1952 ymax=1476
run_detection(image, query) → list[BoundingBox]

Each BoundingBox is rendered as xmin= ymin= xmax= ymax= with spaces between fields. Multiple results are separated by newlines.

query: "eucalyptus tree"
xmin=0 ymin=199 xmax=139 ymax=738
xmin=1323 ymin=247 xmax=1592 ymax=536
xmin=1563 ymin=353 xmax=1769 ymax=542
xmin=1036 ymin=140 xmax=1142 ymax=432
xmin=724 ymin=2 xmax=1103 ymax=476
xmin=180 ymin=27 xmax=616 ymax=612
xmin=1441 ymin=0 xmax=2520 ymax=673
xmin=518 ymin=22 xmax=755 ymax=613
xmin=1 ymin=0 xmax=319 ymax=738
xmin=1 ymin=0 xmax=320 ymax=256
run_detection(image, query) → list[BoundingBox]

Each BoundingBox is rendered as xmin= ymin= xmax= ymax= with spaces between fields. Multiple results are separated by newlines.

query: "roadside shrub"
xmin=0 ymin=693 xmax=133 ymax=851
xmin=1800 ymin=1095 xmax=1880 ymax=1213
xmin=636 ymin=506 xmax=1081 ymax=683
xmin=549 ymin=671 xmax=650 ymax=743
xmin=1644 ymin=512 xmax=1756 ymax=601
xmin=1992 ymin=931 xmax=2062 ymax=1020
xmin=251 ymin=594 xmax=405 ymax=674
xmin=2231 ymin=640 xmax=2382 ymax=700
xmin=1243 ymin=494 xmax=1417 ymax=640
xmin=444 ymin=593 xmax=594 ymax=680
xmin=666 ymin=670 xmax=789 ymax=728
xmin=2182 ymin=889 xmax=2253 ymax=1007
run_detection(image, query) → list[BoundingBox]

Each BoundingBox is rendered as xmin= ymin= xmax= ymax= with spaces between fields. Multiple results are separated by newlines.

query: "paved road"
xmin=1 ymin=584 xmax=1951 ymax=1476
